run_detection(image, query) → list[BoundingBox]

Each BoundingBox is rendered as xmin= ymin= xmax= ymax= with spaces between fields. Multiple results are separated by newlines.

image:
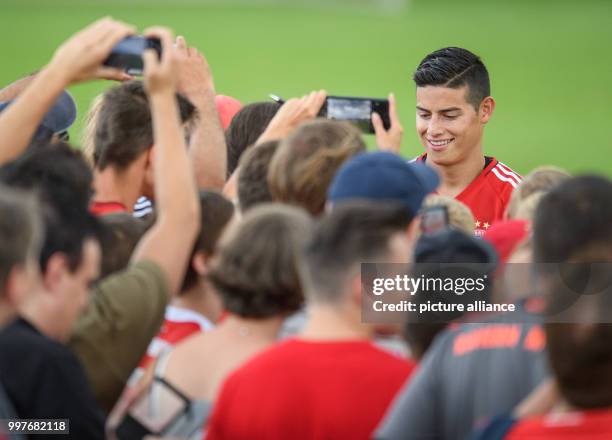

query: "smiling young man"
xmin=413 ymin=47 xmax=521 ymax=234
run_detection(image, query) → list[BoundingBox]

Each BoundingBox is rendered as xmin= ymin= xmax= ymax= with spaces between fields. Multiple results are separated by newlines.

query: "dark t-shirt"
xmin=375 ymin=301 xmax=549 ymax=440
xmin=0 ymin=318 xmax=105 ymax=439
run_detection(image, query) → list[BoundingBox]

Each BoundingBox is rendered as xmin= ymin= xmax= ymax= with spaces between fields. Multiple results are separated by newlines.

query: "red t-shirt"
xmin=89 ymin=201 xmax=128 ymax=216
xmin=417 ymin=155 xmax=521 ymax=235
xmin=506 ymin=409 xmax=612 ymax=439
xmin=205 ymin=339 xmax=415 ymax=440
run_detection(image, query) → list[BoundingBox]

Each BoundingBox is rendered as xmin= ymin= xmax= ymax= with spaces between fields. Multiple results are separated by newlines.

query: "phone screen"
xmin=420 ymin=206 xmax=449 ymax=235
xmin=327 ymin=98 xmax=372 ymax=120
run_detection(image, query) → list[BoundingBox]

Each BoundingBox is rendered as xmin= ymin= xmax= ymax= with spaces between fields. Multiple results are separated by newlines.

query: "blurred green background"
xmin=1 ymin=0 xmax=611 ymax=176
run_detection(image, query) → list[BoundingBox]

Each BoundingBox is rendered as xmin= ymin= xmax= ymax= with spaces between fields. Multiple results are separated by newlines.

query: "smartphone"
xmin=420 ymin=206 xmax=449 ymax=235
xmin=320 ymin=96 xmax=390 ymax=134
xmin=103 ymin=36 xmax=162 ymax=76
xmin=269 ymin=94 xmax=390 ymax=134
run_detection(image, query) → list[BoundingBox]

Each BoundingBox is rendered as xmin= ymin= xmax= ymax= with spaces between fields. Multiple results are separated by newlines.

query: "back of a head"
xmin=99 ymin=213 xmax=150 ymax=280
xmin=225 ymin=101 xmax=281 ymax=176
xmin=302 ymin=201 xmax=413 ymax=303
xmin=237 ymin=140 xmax=279 ymax=212
xmin=268 ymin=119 xmax=366 ymax=216
xmin=93 ymin=80 xmax=196 ymax=171
xmin=533 ymin=175 xmax=612 ymax=263
xmin=544 ymin=243 xmax=612 ymax=409
xmin=421 ymin=194 xmax=475 ymax=235
xmin=405 ymin=228 xmax=498 ymax=359
xmin=0 ymin=142 xmax=103 ymax=272
xmin=413 ymin=47 xmax=490 ymax=110
xmin=181 ymin=191 xmax=235 ymax=292
xmin=506 ymin=166 xmax=571 ymax=219
xmin=208 ymin=203 xmax=312 ymax=318
xmin=0 ymin=185 xmax=42 ymax=297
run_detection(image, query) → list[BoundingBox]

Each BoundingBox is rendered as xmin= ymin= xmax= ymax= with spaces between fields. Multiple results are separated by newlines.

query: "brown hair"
xmin=268 ymin=119 xmax=366 ymax=216
xmin=207 ymin=203 xmax=312 ymax=318
xmin=237 ymin=140 xmax=279 ymax=213
xmin=181 ymin=191 xmax=235 ymax=292
xmin=225 ymin=101 xmax=281 ymax=176
xmin=93 ymin=81 xmax=196 ymax=171
xmin=506 ymin=166 xmax=571 ymax=219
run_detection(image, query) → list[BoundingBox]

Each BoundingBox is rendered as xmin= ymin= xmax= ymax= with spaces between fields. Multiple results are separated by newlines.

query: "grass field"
xmin=1 ymin=0 xmax=611 ymax=176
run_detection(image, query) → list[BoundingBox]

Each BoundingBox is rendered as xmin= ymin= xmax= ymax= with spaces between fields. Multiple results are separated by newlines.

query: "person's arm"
xmin=0 ymin=17 xmax=134 ymax=165
xmin=175 ymin=36 xmax=227 ymax=190
xmin=0 ymin=72 xmax=38 ymax=102
xmin=372 ymin=92 xmax=404 ymax=154
xmin=129 ymin=27 xmax=200 ymax=297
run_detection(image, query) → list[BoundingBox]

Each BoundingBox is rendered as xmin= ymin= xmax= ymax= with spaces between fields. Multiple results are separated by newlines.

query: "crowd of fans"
xmin=0 ymin=17 xmax=610 ymax=440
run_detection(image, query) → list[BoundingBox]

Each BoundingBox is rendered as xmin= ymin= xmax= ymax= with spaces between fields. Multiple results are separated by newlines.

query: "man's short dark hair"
xmin=302 ymin=202 xmax=413 ymax=302
xmin=0 ymin=142 xmax=103 ymax=272
xmin=181 ymin=191 xmax=235 ymax=292
xmin=413 ymin=47 xmax=490 ymax=110
xmin=93 ymin=81 xmax=196 ymax=171
xmin=225 ymin=101 xmax=280 ymax=176
xmin=533 ymin=175 xmax=612 ymax=263
xmin=237 ymin=140 xmax=279 ymax=212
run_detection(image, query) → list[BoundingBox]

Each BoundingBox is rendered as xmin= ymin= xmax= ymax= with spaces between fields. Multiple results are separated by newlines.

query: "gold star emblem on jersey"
xmin=483 ymin=222 xmax=490 ymax=229
xmin=475 ymin=220 xmax=481 ymax=228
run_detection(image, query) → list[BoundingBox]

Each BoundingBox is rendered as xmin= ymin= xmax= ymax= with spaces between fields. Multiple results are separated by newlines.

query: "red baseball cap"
xmin=483 ymin=219 xmax=530 ymax=265
xmin=215 ymin=95 xmax=242 ymax=130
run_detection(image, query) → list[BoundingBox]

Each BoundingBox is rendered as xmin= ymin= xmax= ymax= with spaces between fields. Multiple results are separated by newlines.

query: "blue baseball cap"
xmin=328 ymin=151 xmax=440 ymax=216
xmin=0 ymin=90 xmax=77 ymax=141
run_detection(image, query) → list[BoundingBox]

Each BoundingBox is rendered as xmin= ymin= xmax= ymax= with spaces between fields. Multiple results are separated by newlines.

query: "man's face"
xmin=56 ymin=239 xmax=101 ymax=341
xmin=416 ymin=85 xmax=487 ymax=166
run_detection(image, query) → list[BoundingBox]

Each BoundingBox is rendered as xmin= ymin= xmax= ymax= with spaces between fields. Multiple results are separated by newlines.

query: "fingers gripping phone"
xmin=270 ymin=94 xmax=391 ymax=134
xmin=103 ymin=36 xmax=162 ymax=75
xmin=420 ymin=206 xmax=450 ymax=235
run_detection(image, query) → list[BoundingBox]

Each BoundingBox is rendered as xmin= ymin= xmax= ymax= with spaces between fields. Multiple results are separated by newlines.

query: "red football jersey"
xmin=205 ymin=339 xmax=415 ymax=440
xmin=506 ymin=409 xmax=612 ymax=439
xmin=417 ymin=155 xmax=521 ymax=235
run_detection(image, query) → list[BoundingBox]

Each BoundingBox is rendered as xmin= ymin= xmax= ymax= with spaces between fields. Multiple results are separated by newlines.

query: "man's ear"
xmin=143 ymin=146 xmax=156 ymax=186
xmin=42 ymin=253 xmax=69 ymax=293
xmin=480 ymin=97 xmax=495 ymax=124
xmin=192 ymin=251 xmax=209 ymax=276
xmin=350 ymin=273 xmax=364 ymax=307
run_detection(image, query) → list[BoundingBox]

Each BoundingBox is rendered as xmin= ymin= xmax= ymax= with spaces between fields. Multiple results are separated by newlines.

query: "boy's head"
xmin=0 ymin=142 xmax=104 ymax=341
xmin=237 ymin=140 xmax=279 ymax=213
xmin=92 ymin=81 xmax=196 ymax=198
xmin=268 ymin=119 xmax=366 ymax=216
xmin=413 ymin=47 xmax=494 ymax=166
xmin=225 ymin=101 xmax=281 ymax=177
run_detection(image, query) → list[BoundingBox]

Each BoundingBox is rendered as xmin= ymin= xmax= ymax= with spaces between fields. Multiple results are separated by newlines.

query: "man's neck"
xmin=426 ymin=149 xmax=486 ymax=198
xmin=300 ymin=303 xmax=373 ymax=341
xmin=93 ymin=167 xmax=142 ymax=212
xmin=18 ymin=292 xmax=61 ymax=342
xmin=171 ymin=282 xmax=222 ymax=324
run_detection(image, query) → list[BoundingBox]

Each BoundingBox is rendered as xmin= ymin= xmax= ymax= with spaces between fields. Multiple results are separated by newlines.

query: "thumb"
xmin=142 ymin=49 xmax=158 ymax=73
xmin=372 ymin=112 xmax=385 ymax=135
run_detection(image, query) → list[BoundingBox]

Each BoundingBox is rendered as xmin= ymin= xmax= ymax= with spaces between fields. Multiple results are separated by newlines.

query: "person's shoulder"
xmin=485 ymin=158 xmax=522 ymax=196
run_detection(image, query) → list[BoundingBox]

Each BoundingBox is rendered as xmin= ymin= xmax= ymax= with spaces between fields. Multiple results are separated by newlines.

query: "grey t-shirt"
xmin=375 ymin=302 xmax=548 ymax=440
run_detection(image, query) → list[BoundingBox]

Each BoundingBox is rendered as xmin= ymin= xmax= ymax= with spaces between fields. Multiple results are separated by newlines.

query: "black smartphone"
xmin=103 ymin=36 xmax=162 ymax=76
xmin=269 ymin=94 xmax=390 ymax=134
xmin=420 ymin=206 xmax=450 ymax=235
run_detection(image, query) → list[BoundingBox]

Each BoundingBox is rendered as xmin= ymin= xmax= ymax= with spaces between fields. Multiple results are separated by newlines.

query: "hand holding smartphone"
xmin=271 ymin=94 xmax=391 ymax=134
xmin=104 ymin=36 xmax=162 ymax=75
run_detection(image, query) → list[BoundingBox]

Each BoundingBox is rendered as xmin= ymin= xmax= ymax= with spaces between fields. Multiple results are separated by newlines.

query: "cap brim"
xmin=0 ymin=90 xmax=76 ymax=135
